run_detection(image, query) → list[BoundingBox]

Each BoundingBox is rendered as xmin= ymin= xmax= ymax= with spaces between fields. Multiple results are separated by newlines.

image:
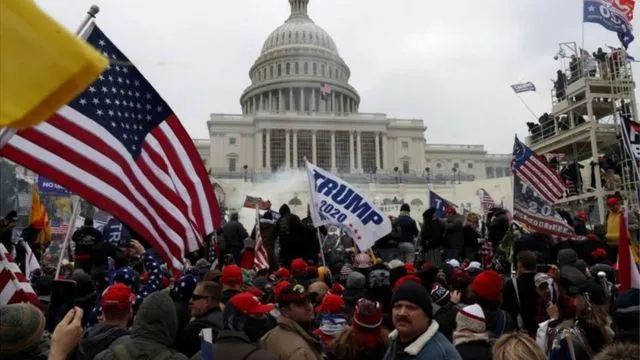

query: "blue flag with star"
xmin=584 ymin=0 xmax=635 ymax=49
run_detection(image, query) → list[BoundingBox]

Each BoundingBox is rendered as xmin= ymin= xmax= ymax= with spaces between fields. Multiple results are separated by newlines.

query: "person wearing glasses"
xmin=177 ymin=281 xmax=224 ymax=357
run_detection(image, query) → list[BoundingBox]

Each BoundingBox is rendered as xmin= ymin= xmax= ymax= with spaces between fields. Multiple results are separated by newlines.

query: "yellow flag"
xmin=28 ymin=184 xmax=51 ymax=247
xmin=0 ymin=0 xmax=109 ymax=129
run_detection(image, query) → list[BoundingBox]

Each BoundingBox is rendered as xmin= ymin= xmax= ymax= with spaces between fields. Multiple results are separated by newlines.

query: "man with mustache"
xmin=384 ymin=282 xmax=461 ymax=360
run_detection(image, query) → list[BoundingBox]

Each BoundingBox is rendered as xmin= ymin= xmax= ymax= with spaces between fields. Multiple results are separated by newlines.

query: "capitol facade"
xmin=200 ymin=0 xmax=511 ymax=185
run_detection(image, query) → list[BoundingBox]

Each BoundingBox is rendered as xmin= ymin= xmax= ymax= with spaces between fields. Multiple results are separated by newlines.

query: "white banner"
xmin=306 ymin=161 xmax=391 ymax=251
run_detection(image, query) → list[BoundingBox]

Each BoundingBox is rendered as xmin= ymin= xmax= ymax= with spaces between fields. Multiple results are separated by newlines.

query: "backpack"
xmin=390 ymin=219 xmax=402 ymax=240
xmin=112 ymin=344 xmax=174 ymax=360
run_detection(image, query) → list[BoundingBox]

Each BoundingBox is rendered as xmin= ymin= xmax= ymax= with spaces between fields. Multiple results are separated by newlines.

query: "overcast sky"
xmin=37 ymin=0 xmax=639 ymax=154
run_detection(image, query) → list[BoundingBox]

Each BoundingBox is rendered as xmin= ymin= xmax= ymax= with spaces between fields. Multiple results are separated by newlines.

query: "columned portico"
xmin=356 ymin=131 xmax=362 ymax=172
xmin=292 ymin=130 xmax=298 ymax=168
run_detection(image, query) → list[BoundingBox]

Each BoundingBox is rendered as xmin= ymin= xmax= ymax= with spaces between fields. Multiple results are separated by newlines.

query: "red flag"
xmin=617 ymin=212 xmax=640 ymax=290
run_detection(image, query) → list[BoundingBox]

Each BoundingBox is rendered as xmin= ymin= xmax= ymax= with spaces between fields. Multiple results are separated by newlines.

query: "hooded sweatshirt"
xmin=94 ymin=292 xmax=188 ymax=360
xmin=75 ymin=323 xmax=129 ymax=360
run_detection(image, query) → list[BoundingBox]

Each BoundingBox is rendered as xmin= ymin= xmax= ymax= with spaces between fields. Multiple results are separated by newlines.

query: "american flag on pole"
xmin=476 ymin=188 xmax=496 ymax=214
xmin=0 ymin=244 xmax=39 ymax=306
xmin=243 ymin=195 xmax=272 ymax=211
xmin=0 ymin=23 xmax=221 ymax=270
xmin=253 ymin=206 xmax=269 ymax=271
xmin=50 ymin=219 xmax=70 ymax=235
xmin=512 ymin=136 xmax=567 ymax=204
xmin=320 ymin=83 xmax=332 ymax=100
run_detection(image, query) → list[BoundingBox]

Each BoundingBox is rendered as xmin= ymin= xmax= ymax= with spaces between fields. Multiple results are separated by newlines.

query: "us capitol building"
xmin=194 ymin=0 xmax=512 ymax=214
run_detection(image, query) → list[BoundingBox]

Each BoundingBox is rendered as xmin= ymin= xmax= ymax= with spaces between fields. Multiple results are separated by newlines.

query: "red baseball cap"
xmin=315 ymin=293 xmax=345 ymax=314
xmin=274 ymin=280 xmax=290 ymax=300
xmin=290 ymin=258 xmax=308 ymax=273
xmin=230 ymin=292 xmax=275 ymax=315
xmin=221 ymin=265 xmax=243 ymax=285
xmin=275 ymin=267 xmax=291 ymax=279
xmin=100 ymin=283 xmax=135 ymax=310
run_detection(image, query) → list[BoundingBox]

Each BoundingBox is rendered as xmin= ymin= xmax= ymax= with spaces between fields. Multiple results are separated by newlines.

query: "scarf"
xmin=452 ymin=330 xmax=490 ymax=346
xmin=315 ymin=314 xmax=348 ymax=338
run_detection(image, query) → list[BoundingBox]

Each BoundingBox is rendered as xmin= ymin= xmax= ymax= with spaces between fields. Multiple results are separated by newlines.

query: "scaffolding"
xmin=525 ymin=42 xmax=639 ymax=224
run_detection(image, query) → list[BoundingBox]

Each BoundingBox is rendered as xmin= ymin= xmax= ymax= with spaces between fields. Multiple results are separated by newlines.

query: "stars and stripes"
xmin=0 ymin=23 xmax=221 ymax=270
xmin=243 ymin=195 xmax=272 ymax=211
xmin=0 ymin=244 xmax=39 ymax=307
xmin=320 ymin=83 xmax=332 ymax=100
xmin=512 ymin=136 xmax=567 ymax=204
xmin=253 ymin=206 xmax=269 ymax=271
xmin=477 ymin=188 xmax=496 ymax=213
xmin=51 ymin=219 xmax=70 ymax=235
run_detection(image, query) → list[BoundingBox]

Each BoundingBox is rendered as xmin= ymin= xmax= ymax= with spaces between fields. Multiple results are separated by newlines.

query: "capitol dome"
xmin=240 ymin=0 xmax=360 ymax=115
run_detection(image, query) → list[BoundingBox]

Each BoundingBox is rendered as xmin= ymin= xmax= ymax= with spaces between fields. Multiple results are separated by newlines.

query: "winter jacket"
xmin=94 ymin=292 xmax=188 ymax=360
xmin=383 ymin=321 xmax=461 ymax=360
xmin=420 ymin=210 xmax=445 ymax=250
xmin=72 ymin=226 xmax=103 ymax=258
xmin=222 ymin=220 xmax=249 ymax=250
xmin=177 ymin=307 xmax=224 ymax=357
xmin=190 ymin=331 xmax=276 ymax=360
xmin=605 ymin=210 xmax=639 ymax=246
xmin=433 ymin=301 xmax=463 ymax=341
xmin=501 ymin=272 xmax=539 ymax=336
xmin=272 ymin=204 xmax=315 ymax=268
xmin=75 ymin=323 xmax=129 ymax=360
xmin=454 ymin=340 xmax=492 ymax=360
xmin=260 ymin=316 xmax=323 ymax=360
xmin=444 ymin=215 xmax=465 ymax=251
xmin=396 ymin=212 xmax=419 ymax=244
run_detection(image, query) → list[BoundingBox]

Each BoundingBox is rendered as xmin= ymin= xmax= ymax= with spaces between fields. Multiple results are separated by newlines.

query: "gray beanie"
xmin=346 ymin=271 xmax=366 ymax=289
xmin=0 ymin=303 xmax=45 ymax=355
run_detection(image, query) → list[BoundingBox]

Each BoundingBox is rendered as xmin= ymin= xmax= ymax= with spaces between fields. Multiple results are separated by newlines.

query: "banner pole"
xmin=316 ymin=228 xmax=327 ymax=268
xmin=55 ymin=195 xmax=80 ymax=279
xmin=75 ymin=5 xmax=100 ymax=36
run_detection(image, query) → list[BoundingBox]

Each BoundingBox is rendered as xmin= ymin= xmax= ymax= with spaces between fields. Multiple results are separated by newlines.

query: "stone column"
xmin=265 ymin=129 xmax=271 ymax=171
xmin=312 ymin=130 xmax=317 ymax=164
xmin=289 ymin=88 xmax=294 ymax=111
xmin=341 ymin=94 xmax=345 ymax=113
xmin=292 ymin=130 xmax=298 ymax=168
xmin=278 ymin=89 xmax=284 ymax=112
xmin=331 ymin=91 xmax=336 ymax=114
xmin=311 ymin=88 xmax=316 ymax=112
xmin=356 ymin=131 xmax=362 ymax=172
xmin=268 ymin=91 xmax=273 ymax=112
xmin=375 ymin=132 xmax=381 ymax=171
xmin=285 ymin=130 xmax=291 ymax=169
xmin=349 ymin=131 xmax=355 ymax=172
xmin=300 ymin=88 xmax=305 ymax=112
xmin=255 ymin=130 xmax=263 ymax=170
xmin=259 ymin=94 xmax=263 ymax=112
xmin=330 ymin=131 xmax=336 ymax=171
xmin=381 ymin=134 xmax=388 ymax=171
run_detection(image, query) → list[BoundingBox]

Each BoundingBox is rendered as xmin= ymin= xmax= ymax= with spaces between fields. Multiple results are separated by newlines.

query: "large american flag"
xmin=0 ymin=244 xmax=39 ymax=306
xmin=253 ymin=207 xmax=269 ymax=271
xmin=0 ymin=23 xmax=221 ymax=269
xmin=512 ymin=136 xmax=567 ymax=204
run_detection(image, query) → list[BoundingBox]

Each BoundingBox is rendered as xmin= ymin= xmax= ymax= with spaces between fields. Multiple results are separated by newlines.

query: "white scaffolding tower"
xmin=525 ymin=42 xmax=639 ymax=224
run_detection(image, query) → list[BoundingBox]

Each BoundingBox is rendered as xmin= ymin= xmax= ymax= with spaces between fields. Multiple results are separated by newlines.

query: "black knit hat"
xmin=4 ymin=210 xmax=17 ymax=222
xmin=391 ymin=281 xmax=433 ymax=318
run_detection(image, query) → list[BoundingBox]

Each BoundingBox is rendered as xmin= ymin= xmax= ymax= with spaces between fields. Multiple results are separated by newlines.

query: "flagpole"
xmin=515 ymin=94 xmax=539 ymax=120
xmin=75 ymin=5 xmax=100 ymax=35
xmin=55 ymin=195 xmax=80 ymax=279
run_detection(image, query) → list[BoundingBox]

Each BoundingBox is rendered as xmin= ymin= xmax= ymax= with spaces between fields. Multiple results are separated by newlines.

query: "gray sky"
xmin=37 ymin=0 xmax=639 ymax=154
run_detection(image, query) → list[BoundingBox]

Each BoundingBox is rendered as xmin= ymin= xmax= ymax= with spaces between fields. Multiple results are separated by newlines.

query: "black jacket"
xmin=221 ymin=220 xmax=249 ymax=250
xmin=75 ymin=323 xmax=129 ymax=360
xmin=396 ymin=212 xmax=419 ymax=243
xmin=455 ymin=340 xmax=492 ymax=360
xmin=272 ymin=204 xmax=314 ymax=267
xmin=190 ymin=331 xmax=276 ymax=360
xmin=178 ymin=307 xmax=224 ymax=358
xmin=72 ymin=226 xmax=103 ymax=256
xmin=421 ymin=209 xmax=445 ymax=250
xmin=501 ymin=272 xmax=539 ymax=335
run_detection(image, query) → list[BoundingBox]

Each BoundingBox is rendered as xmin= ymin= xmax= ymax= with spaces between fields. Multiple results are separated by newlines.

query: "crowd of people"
xmin=0 ymin=196 xmax=638 ymax=360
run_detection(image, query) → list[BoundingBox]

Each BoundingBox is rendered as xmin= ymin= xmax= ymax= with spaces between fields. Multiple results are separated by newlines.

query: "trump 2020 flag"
xmin=306 ymin=161 xmax=391 ymax=251
xmin=584 ymin=0 xmax=635 ymax=49
xmin=510 ymin=82 xmax=536 ymax=94
xmin=200 ymin=328 xmax=214 ymax=360
xmin=429 ymin=191 xmax=457 ymax=218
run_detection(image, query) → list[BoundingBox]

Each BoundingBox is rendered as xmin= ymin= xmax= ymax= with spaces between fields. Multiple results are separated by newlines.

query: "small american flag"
xmin=253 ymin=206 xmax=269 ymax=271
xmin=512 ymin=136 xmax=567 ymax=204
xmin=243 ymin=196 xmax=271 ymax=211
xmin=477 ymin=188 xmax=496 ymax=214
xmin=320 ymin=83 xmax=332 ymax=100
xmin=51 ymin=220 xmax=70 ymax=235
xmin=0 ymin=244 xmax=39 ymax=306
xmin=0 ymin=23 xmax=221 ymax=269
